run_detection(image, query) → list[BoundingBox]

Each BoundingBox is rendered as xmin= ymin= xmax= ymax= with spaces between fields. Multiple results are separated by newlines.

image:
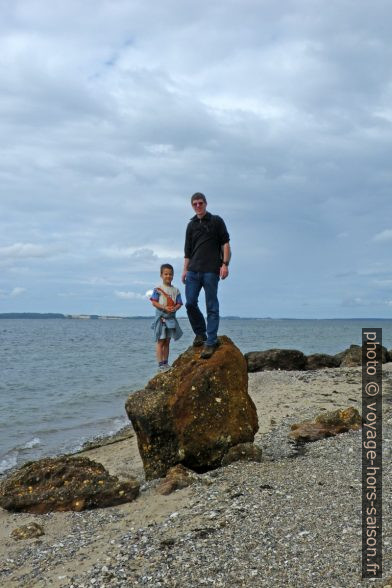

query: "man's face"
xmin=192 ymin=198 xmax=207 ymax=216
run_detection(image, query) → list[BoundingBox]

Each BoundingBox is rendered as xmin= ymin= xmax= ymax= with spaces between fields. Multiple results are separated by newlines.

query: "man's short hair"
xmin=160 ymin=263 xmax=174 ymax=274
xmin=190 ymin=192 xmax=207 ymax=203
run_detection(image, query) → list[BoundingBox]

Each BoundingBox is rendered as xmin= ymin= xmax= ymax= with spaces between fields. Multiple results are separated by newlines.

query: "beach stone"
xmin=244 ymin=349 xmax=307 ymax=372
xmin=125 ymin=336 xmax=258 ymax=480
xmin=335 ymin=343 xmax=389 ymax=367
xmin=381 ymin=345 xmax=389 ymax=363
xmin=289 ymin=406 xmax=362 ymax=442
xmin=156 ymin=464 xmax=198 ymax=495
xmin=0 ymin=456 xmax=140 ymax=513
xmin=221 ymin=442 xmax=263 ymax=466
xmin=11 ymin=522 xmax=45 ymax=541
xmin=335 ymin=345 xmax=361 ymax=367
xmin=306 ymin=353 xmax=340 ymax=370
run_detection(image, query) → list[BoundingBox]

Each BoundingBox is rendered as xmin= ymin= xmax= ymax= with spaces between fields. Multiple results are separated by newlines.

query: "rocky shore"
xmin=1 ymin=363 xmax=392 ymax=587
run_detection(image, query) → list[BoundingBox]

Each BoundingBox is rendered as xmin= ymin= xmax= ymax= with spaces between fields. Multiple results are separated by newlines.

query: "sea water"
xmin=1 ymin=317 xmax=392 ymax=474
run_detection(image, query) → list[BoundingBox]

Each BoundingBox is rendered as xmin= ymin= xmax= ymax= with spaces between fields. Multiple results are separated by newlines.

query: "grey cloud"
xmin=1 ymin=0 xmax=392 ymax=316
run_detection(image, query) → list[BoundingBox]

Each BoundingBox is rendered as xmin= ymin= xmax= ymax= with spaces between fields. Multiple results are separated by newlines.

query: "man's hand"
xmin=220 ymin=264 xmax=229 ymax=280
xmin=181 ymin=270 xmax=187 ymax=284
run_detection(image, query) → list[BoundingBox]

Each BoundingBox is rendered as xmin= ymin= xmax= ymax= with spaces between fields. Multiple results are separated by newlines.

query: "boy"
xmin=150 ymin=264 xmax=183 ymax=371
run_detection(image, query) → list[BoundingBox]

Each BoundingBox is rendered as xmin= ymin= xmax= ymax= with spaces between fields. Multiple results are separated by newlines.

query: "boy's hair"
xmin=160 ymin=263 xmax=174 ymax=274
xmin=190 ymin=192 xmax=207 ymax=203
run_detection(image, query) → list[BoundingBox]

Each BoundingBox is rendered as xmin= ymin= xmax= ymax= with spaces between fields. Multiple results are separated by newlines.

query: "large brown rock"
xmin=125 ymin=336 xmax=258 ymax=480
xmin=289 ymin=407 xmax=361 ymax=442
xmin=0 ymin=456 xmax=140 ymax=513
xmin=245 ymin=348 xmax=307 ymax=372
xmin=306 ymin=353 xmax=340 ymax=370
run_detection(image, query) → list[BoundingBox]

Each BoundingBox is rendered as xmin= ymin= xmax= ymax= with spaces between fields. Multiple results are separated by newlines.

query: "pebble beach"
xmin=1 ymin=365 xmax=391 ymax=588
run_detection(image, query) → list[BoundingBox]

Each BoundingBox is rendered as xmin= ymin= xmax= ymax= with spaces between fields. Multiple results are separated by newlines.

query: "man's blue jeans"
xmin=185 ymin=271 xmax=219 ymax=346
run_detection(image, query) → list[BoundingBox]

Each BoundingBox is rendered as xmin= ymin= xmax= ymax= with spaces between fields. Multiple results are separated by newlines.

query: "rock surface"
xmin=335 ymin=344 xmax=389 ymax=367
xmin=10 ymin=522 xmax=45 ymax=541
xmin=289 ymin=406 xmax=362 ymax=442
xmin=245 ymin=348 xmax=307 ymax=372
xmin=306 ymin=353 xmax=340 ymax=370
xmin=335 ymin=344 xmax=362 ymax=367
xmin=156 ymin=464 xmax=198 ymax=495
xmin=244 ymin=344 xmax=391 ymax=372
xmin=125 ymin=336 xmax=259 ymax=480
xmin=221 ymin=442 xmax=263 ymax=466
xmin=0 ymin=456 xmax=140 ymax=513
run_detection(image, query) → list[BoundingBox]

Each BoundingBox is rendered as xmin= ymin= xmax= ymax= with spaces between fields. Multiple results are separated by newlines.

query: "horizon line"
xmin=1 ymin=312 xmax=392 ymax=321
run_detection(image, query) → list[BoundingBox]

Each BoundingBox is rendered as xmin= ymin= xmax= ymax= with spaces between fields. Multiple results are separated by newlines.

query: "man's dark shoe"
xmin=200 ymin=340 xmax=220 ymax=359
xmin=193 ymin=334 xmax=207 ymax=347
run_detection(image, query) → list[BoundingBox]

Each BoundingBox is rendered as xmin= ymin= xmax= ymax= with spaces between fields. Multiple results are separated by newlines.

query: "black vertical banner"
xmin=362 ymin=328 xmax=383 ymax=578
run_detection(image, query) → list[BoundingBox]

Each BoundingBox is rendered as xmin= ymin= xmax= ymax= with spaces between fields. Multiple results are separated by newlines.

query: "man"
xmin=182 ymin=192 xmax=231 ymax=359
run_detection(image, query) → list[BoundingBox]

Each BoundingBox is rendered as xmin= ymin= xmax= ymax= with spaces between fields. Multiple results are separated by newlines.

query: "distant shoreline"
xmin=1 ymin=313 xmax=391 ymax=321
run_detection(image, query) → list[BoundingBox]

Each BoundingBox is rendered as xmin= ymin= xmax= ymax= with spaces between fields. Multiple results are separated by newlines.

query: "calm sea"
xmin=1 ymin=317 xmax=391 ymax=474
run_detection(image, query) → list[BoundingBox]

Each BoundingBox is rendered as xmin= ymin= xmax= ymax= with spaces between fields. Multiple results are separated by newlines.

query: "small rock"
xmin=11 ymin=522 xmax=45 ymax=541
xmin=289 ymin=407 xmax=361 ymax=442
xmin=156 ymin=464 xmax=198 ymax=495
xmin=221 ymin=443 xmax=263 ymax=466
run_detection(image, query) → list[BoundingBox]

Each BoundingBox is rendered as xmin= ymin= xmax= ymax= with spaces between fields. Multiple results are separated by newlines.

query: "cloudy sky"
xmin=1 ymin=0 xmax=391 ymax=318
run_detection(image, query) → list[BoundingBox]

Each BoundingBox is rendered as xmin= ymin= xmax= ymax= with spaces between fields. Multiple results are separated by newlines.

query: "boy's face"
xmin=161 ymin=268 xmax=173 ymax=285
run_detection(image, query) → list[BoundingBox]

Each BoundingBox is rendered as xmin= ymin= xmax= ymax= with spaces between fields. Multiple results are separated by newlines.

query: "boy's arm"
xmin=150 ymin=288 xmax=168 ymax=312
xmin=151 ymin=299 xmax=180 ymax=313
xmin=151 ymin=300 xmax=167 ymax=312
xmin=173 ymin=290 xmax=183 ymax=312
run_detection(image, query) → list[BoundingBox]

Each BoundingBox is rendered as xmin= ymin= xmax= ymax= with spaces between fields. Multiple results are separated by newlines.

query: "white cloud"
xmin=0 ymin=243 xmax=51 ymax=259
xmin=102 ymin=247 xmax=156 ymax=260
xmin=10 ymin=287 xmax=26 ymax=297
xmin=341 ymin=296 xmax=365 ymax=307
xmin=373 ymin=229 xmax=392 ymax=242
xmin=0 ymin=286 xmax=26 ymax=298
xmin=102 ymin=246 xmax=182 ymax=260
xmin=114 ymin=290 xmax=146 ymax=300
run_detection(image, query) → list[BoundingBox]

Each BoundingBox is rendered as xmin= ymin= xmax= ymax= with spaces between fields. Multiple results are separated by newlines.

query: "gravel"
xmin=2 ymin=368 xmax=391 ymax=588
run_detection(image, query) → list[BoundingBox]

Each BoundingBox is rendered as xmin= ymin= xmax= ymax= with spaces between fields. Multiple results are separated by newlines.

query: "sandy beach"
xmin=1 ymin=364 xmax=391 ymax=587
